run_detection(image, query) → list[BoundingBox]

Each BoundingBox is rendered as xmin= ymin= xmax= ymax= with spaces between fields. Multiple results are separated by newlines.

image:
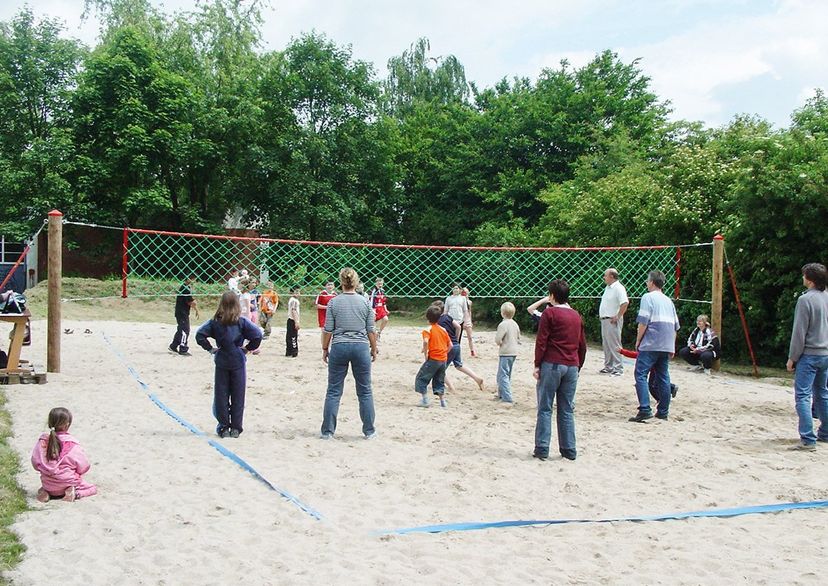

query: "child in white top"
xmin=494 ymin=302 xmax=521 ymax=403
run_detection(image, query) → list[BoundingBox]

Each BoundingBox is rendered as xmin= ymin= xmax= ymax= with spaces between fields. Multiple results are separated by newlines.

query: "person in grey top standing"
xmin=320 ymin=267 xmax=379 ymax=440
xmin=786 ymin=262 xmax=828 ymax=451
xmin=599 ymin=268 xmax=629 ymax=376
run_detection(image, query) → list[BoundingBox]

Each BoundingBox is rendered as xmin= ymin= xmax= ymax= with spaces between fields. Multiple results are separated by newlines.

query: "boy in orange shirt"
xmin=415 ymin=304 xmax=451 ymax=408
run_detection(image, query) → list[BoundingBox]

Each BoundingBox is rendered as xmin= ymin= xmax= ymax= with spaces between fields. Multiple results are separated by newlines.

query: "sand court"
xmin=4 ymin=318 xmax=827 ymax=584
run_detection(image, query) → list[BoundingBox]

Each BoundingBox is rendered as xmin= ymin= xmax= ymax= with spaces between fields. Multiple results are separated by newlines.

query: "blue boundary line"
xmin=100 ymin=335 xmax=825 ymax=537
xmin=375 ymin=500 xmax=828 ymax=536
xmin=101 ymin=333 xmax=324 ymax=521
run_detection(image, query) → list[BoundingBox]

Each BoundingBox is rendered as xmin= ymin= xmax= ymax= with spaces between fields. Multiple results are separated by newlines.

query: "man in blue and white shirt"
xmin=629 ymin=270 xmax=680 ymax=422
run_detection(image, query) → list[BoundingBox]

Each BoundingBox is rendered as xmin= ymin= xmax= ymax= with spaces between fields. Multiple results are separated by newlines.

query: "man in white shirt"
xmin=598 ymin=268 xmax=629 ymax=375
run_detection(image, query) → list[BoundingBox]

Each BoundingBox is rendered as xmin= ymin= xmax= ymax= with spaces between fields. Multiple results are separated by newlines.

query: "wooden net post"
xmin=47 ymin=210 xmax=62 ymax=373
xmin=711 ymin=234 xmax=724 ymax=371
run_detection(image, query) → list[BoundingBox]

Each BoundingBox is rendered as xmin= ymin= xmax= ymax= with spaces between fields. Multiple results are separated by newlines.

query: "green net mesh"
xmin=122 ymin=229 xmax=707 ymax=300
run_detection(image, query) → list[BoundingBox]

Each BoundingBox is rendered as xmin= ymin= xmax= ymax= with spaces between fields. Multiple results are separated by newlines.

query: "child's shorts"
xmin=448 ymin=343 xmax=463 ymax=368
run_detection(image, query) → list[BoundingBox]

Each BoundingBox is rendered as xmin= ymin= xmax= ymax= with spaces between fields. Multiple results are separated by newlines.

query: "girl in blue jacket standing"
xmin=196 ymin=291 xmax=263 ymax=438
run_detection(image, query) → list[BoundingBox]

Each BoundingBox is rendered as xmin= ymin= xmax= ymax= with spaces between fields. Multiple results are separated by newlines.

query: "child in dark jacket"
xmin=196 ymin=291 xmax=263 ymax=438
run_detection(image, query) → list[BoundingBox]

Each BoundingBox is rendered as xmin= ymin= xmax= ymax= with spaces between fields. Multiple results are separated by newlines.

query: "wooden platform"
xmin=0 ymin=362 xmax=46 ymax=385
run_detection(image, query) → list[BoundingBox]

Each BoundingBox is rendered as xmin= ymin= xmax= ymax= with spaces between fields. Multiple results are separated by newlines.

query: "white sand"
xmin=3 ymin=318 xmax=826 ymax=585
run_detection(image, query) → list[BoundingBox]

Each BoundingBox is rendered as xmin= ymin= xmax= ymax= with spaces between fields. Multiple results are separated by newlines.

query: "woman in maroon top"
xmin=533 ymin=279 xmax=587 ymax=461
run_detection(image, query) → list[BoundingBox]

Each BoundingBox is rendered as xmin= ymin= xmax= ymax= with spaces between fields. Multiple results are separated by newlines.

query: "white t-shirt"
xmin=239 ymin=292 xmax=251 ymax=319
xmin=228 ymin=277 xmax=239 ymax=295
xmin=598 ymin=281 xmax=629 ymax=318
xmin=444 ymin=295 xmax=468 ymax=323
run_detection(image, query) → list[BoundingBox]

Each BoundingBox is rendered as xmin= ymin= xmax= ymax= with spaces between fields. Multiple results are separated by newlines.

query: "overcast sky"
xmin=3 ymin=0 xmax=827 ymax=128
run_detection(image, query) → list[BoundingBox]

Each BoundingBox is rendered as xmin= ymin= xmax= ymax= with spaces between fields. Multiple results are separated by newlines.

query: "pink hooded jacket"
xmin=31 ymin=432 xmax=96 ymax=496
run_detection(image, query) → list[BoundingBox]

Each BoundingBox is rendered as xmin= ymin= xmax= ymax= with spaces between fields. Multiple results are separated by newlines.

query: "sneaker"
xmin=610 ymin=370 xmax=623 ymax=377
xmin=228 ymin=428 xmax=241 ymax=438
xmin=178 ymin=350 xmax=192 ymax=356
xmin=532 ymin=450 xmax=548 ymax=461
xmin=704 ymin=368 xmax=711 ymax=376
xmin=671 ymin=384 xmax=678 ymax=398
xmin=599 ymin=367 xmax=613 ymax=374
xmin=168 ymin=345 xmax=178 ymax=354
xmin=418 ymin=394 xmax=430 ymax=408
xmin=694 ymin=365 xmax=705 ymax=372
xmin=217 ymin=427 xmax=230 ymax=438
xmin=36 ymin=487 xmax=49 ymax=503
xmin=439 ymin=397 xmax=447 ymax=408
xmin=655 ymin=413 xmax=668 ymax=420
xmin=789 ymin=441 xmax=816 ymax=451
xmin=320 ymin=432 xmax=334 ymax=440
xmin=628 ymin=411 xmax=653 ymax=423
xmin=63 ymin=486 xmax=76 ymax=502
xmin=817 ymin=438 xmax=828 ymax=443
xmin=365 ymin=431 xmax=377 ymax=440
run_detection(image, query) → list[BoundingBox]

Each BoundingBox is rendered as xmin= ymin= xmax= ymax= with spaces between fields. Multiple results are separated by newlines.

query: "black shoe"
xmin=168 ymin=345 xmax=178 ymax=354
xmin=670 ymin=384 xmax=678 ymax=398
xmin=532 ymin=450 xmax=548 ymax=461
xmin=628 ymin=411 xmax=653 ymax=423
xmin=817 ymin=438 xmax=828 ymax=443
xmin=560 ymin=450 xmax=576 ymax=461
xmin=228 ymin=429 xmax=240 ymax=438
xmin=655 ymin=413 xmax=668 ymax=420
xmin=218 ymin=427 xmax=229 ymax=438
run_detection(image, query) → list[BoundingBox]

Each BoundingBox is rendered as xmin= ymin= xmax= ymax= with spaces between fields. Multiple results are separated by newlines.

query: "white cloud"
xmin=615 ymin=0 xmax=828 ymax=125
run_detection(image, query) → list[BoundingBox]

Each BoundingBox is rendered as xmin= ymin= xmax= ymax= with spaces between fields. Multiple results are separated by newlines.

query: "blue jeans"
xmin=534 ymin=362 xmax=579 ymax=459
xmin=793 ymin=354 xmax=828 ymax=444
xmin=634 ymin=351 xmax=672 ymax=417
xmin=415 ymin=359 xmax=447 ymax=395
xmin=321 ymin=343 xmax=375 ymax=437
xmin=497 ymin=356 xmax=516 ymax=402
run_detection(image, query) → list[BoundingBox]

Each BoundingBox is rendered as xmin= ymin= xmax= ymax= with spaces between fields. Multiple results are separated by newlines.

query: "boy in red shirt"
xmin=315 ymin=281 xmax=337 ymax=328
xmin=415 ymin=304 xmax=451 ymax=408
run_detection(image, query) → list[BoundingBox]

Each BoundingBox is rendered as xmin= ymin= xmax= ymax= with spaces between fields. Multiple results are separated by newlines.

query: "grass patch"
xmin=0 ymin=391 xmax=27 ymax=582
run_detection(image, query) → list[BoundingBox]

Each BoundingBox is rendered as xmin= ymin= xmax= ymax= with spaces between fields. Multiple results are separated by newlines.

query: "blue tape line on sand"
xmin=101 ymin=333 xmax=324 ymax=521
xmin=376 ymin=500 xmax=828 ymax=536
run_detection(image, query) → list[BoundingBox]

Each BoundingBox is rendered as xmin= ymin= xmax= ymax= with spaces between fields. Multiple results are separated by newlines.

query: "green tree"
xmin=72 ymin=27 xmax=197 ymax=226
xmin=0 ymin=9 xmax=85 ymax=238
xmin=249 ymin=33 xmax=397 ymax=241
xmin=383 ymin=37 xmax=469 ymax=117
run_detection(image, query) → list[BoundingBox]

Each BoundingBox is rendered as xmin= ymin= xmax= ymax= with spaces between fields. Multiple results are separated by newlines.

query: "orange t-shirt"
xmin=260 ymin=290 xmax=279 ymax=315
xmin=422 ymin=323 xmax=450 ymax=361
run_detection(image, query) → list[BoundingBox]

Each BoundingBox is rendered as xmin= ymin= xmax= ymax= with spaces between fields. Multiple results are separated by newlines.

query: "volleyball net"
xmin=64 ymin=225 xmax=714 ymax=302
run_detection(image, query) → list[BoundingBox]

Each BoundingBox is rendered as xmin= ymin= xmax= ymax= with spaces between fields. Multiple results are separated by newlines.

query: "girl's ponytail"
xmin=45 ymin=407 xmax=72 ymax=461
xmin=46 ymin=427 xmax=61 ymax=461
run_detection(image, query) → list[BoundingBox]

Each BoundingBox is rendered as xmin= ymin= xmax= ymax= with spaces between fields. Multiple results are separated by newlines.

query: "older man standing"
xmin=786 ymin=262 xmax=828 ymax=451
xmin=599 ymin=268 xmax=629 ymax=376
xmin=629 ymin=270 xmax=679 ymax=423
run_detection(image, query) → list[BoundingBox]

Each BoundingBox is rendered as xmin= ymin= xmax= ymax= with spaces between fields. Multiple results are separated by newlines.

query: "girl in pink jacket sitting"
xmin=31 ymin=407 xmax=97 ymax=502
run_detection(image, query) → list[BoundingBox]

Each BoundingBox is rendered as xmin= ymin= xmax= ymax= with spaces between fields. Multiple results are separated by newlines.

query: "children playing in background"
xmin=31 ymin=407 xmax=97 ymax=503
xmin=258 ymin=283 xmax=279 ymax=339
xmin=369 ymin=277 xmax=390 ymax=340
xmin=196 ymin=291 xmax=263 ymax=438
xmin=415 ymin=304 xmax=451 ymax=408
xmin=495 ymin=302 xmax=521 ymax=403
xmin=315 ymin=281 xmax=337 ymax=328
xmin=239 ymin=279 xmax=252 ymax=321
xmin=434 ymin=299 xmax=484 ymax=391
xmin=286 ymin=286 xmax=301 ymax=357
xmin=460 ymin=287 xmax=477 ymax=357
xmin=248 ymin=279 xmax=260 ymax=328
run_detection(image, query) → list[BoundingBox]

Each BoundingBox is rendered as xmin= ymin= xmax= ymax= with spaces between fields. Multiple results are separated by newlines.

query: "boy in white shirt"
xmin=495 ymin=302 xmax=521 ymax=403
xmin=286 ymin=286 xmax=301 ymax=357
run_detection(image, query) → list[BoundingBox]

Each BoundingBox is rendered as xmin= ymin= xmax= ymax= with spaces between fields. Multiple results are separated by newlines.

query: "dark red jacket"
xmin=534 ymin=305 xmax=587 ymax=368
